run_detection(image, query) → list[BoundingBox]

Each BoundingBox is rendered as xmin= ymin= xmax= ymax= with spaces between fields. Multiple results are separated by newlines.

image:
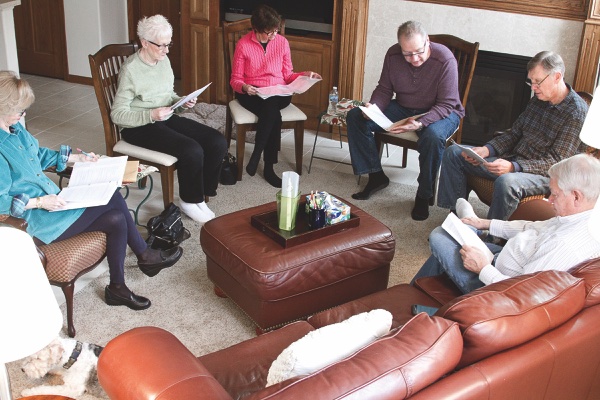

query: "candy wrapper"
xmin=305 ymin=192 xmax=351 ymax=225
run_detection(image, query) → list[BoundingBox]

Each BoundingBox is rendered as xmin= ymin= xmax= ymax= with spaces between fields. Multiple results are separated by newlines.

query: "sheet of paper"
xmin=67 ymin=156 xmax=127 ymax=187
xmin=256 ymin=76 xmax=322 ymax=99
xmin=449 ymin=139 xmax=487 ymax=164
xmin=54 ymin=156 xmax=128 ymax=211
xmin=441 ymin=213 xmax=494 ymax=262
xmin=359 ymin=104 xmax=427 ymax=131
xmin=57 ymin=182 xmax=119 ymax=210
xmin=171 ymin=82 xmax=212 ymax=109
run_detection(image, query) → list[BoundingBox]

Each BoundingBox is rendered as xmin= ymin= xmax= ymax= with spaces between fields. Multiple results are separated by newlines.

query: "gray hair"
xmin=397 ymin=21 xmax=428 ymax=42
xmin=548 ymin=153 xmax=600 ymax=202
xmin=527 ymin=51 xmax=565 ymax=77
xmin=137 ymin=14 xmax=172 ymax=42
xmin=0 ymin=70 xmax=35 ymax=117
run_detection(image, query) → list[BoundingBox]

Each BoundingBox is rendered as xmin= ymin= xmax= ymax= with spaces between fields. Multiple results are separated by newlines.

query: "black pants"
xmin=121 ymin=114 xmax=227 ymax=203
xmin=236 ymin=93 xmax=292 ymax=164
xmin=55 ymin=191 xmax=145 ymax=285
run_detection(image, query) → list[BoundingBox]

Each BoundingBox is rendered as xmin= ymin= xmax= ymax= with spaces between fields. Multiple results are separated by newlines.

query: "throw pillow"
xmin=266 ymin=309 xmax=392 ymax=387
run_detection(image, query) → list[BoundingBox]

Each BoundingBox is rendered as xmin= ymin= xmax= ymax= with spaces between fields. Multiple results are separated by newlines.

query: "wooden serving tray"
xmin=251 ymin=201 xmax=360 ymax=248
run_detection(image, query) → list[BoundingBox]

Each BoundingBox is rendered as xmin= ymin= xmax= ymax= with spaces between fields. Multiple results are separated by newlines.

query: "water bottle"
xmin=327 ymin=86 xmax=338 ymax=114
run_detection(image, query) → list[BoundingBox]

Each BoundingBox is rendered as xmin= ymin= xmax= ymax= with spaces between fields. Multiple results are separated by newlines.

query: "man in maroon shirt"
xmin=346 ymin=20 xmax=464 ymax=220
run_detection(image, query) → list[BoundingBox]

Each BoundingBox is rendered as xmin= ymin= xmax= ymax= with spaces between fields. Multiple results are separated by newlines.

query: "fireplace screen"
xmin=461 ymin=51 xmax=532 ymax=146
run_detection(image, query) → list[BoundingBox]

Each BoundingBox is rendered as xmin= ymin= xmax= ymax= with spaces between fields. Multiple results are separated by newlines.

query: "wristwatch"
xmin=416 ymin=121 xmax=424 ymax=131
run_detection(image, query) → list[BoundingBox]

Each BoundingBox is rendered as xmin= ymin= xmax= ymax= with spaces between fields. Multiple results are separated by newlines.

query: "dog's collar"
xmin=63 ymin=341 xmax=83 ymax=369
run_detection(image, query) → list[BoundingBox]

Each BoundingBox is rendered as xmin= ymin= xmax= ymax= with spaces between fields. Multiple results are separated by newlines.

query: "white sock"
xmin=456 ymin=198 xmax=477 ymax=219
xmin=180 ymin=201 xmax=213 ymax=223
xmin=197 ymin=201 xmax=215 ymax=218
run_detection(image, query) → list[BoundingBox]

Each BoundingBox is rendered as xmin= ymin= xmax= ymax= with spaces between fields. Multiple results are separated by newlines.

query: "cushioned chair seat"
xmin=113 ymin=140 xmax=178 ymax=167
xmin=40 ymin=231 xmax=107 ymax=282
xmin=229 ymin=100 xmax=307 ymax=125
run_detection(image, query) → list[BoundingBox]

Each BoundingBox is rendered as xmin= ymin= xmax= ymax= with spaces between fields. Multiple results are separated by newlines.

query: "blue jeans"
xmin=437 ymin=145 xmax=551 ymax=220
xmin=346 ymin=102 xmax=460 ymax=199
xmin=411 ymin=226 xmax=503 ymax=294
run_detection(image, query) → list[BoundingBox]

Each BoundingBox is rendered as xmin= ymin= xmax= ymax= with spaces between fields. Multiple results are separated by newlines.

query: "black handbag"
xmin=146 ymin=203 xmax=191 ymax=250
xmin=219 ymin=152 xmax=238 ymax=185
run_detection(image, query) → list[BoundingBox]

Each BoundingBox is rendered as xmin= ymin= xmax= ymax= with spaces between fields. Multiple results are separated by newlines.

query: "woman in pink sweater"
xmin=230 ymin=5 xmax=320 ymax=187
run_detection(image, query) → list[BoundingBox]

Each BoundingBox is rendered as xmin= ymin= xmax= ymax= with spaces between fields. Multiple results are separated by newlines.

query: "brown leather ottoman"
xmin=200 ymin=195 xmax=396 ymax=332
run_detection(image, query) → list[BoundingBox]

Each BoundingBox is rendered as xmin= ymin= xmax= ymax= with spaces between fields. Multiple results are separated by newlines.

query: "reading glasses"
xmin=147 ymin=40 xmax=173 ymax=49
xmin=526 ymin=73 xmax=550 ymax=87
xmin=402 ymin=39 xmax=428 ymax=58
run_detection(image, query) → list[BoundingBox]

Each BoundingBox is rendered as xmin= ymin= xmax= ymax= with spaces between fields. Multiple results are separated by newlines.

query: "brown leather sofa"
xmin=97 ymin=255 xmax=600 ymax=399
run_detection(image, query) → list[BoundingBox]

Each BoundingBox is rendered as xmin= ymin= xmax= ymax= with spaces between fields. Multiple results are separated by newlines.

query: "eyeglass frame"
xmin=17 ymin=109 xmax=26 ymax=117
xmin=401 ymin=39 xmax=429 ymax=58
xmin=526 ymin=73 xmax=551 ymax=87
xmin=146 ymin=40 xmax=173 ymax=49
xmin=263 ymin=28 xmax=279 ymax=36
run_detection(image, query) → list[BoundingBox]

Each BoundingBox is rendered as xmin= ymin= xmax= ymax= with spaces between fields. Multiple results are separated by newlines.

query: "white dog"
xmin=20 ymin=337 xmax=103 ymax=398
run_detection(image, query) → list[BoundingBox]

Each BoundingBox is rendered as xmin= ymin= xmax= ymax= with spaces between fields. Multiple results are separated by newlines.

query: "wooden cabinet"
xmin=181 ymin=0 xmax=368 ymax=131
xmin=574 ymin=0 xmax=600 ymax=93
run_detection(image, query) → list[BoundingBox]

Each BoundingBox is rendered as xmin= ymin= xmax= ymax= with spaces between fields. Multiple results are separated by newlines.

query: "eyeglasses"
xmin=526 ymin=73 xmax=550 ymax=87
xmin=17 ymin=109 xmax=26 ymax=117
xmin=264 ymin=29 xmax=279 ymax=36
xmin=147 ymin=40 xmax=173 ymax=50
xmin=402 ymin=40 xmax=428 ymax=58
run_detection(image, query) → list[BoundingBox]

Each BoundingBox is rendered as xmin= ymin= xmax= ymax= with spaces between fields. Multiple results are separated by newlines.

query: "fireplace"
xmin=461 ymin=51 xmax=532 ymax=146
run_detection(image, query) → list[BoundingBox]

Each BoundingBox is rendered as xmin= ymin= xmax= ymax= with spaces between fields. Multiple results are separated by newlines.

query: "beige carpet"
xmin=7 ymin=110 xmax=488 ymax=399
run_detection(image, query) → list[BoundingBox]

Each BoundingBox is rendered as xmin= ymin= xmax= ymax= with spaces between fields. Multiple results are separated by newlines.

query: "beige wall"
xmin=363 ymin=0 xmax=583 ymax=100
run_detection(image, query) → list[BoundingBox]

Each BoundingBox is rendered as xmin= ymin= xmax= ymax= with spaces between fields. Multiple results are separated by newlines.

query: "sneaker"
xmin=180 ymin=201 xmax=213 ymax=223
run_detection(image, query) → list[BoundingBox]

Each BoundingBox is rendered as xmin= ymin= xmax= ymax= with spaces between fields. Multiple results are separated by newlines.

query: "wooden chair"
xmin=222 ymin=19 xmax=307 ymax=181
xmin=89 ymin=43 xmax=177 ymax=209
xmin=467 ymin=91 xmax=595 ymax=208
xmin=0 ymin=215 xmax=106 ymax=338
xmin=375 ymin=35 xmax=480 ymax=168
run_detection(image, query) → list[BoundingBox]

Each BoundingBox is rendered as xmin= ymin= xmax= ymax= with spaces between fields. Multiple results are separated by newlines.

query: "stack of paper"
xmin=358 ymin=104 xmax=427 ymax=131
xmin=56 ymin=156 xmax=128 ymax=210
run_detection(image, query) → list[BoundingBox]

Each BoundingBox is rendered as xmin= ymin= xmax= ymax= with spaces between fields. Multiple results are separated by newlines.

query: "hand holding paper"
xmin=171 ymin=82 xmax=211 ymax=110
xmin=441 ymin=213 xmax=494 ymax=263
xmin=358 ymin=104 xmax=427 ymax=132
xmin=449 ymin=139 xmax=487 ymax=164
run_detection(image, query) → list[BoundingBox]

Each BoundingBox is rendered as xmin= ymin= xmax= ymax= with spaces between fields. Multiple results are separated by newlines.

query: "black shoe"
xmin=411 ymin=195 xmax=432 ymax=221
xmin=352 ymin=176 xmax=390 ymax=200
xmin=138 ymin=246 xmax=183 ymax=277
xmin=105 ymin=286 xmax=151 ymax=310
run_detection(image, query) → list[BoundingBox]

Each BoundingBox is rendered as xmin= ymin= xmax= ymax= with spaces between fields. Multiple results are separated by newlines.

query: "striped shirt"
xmin=487 ymin=86 xmax=588 ymax=176
xmin=479 ymin=210 xmax=600 ymax=285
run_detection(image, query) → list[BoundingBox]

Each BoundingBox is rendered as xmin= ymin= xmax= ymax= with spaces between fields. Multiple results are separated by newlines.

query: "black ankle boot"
xmin=246 ymin=151 xmax=261 ymax=176
xmin=264 ymin=163 xmax=282 ymax=188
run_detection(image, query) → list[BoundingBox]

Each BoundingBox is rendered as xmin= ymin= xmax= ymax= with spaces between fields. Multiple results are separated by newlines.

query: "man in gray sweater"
xmin=346 ymin=20 xmax=464 ymax=221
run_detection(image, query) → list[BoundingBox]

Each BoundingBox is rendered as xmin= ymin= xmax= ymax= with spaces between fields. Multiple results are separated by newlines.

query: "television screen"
xmin=224 ymin=0 xmax=334 ymax=33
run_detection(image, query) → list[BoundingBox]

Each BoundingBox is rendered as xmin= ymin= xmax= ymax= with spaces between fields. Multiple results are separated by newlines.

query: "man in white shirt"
xmin=412 ymin=153 xmax=600 ymax=293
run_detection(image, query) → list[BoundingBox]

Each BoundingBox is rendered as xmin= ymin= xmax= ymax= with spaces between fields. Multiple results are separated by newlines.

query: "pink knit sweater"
xmin=230 ymin=31 xmax=302 ymax=94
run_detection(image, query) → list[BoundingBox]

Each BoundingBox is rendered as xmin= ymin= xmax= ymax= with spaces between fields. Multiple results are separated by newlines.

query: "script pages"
xmin=358 ymin=104 xmax=428 ymax=132
xmin=171 ymin=82 xmax=212 ymax=110
xmin=441 ymin=213 xmax=494 ymax=262
xmin=256 ymin=76 xmax=322 ymax=99
xmin=56 ymin=156 xmax=128 ymax=210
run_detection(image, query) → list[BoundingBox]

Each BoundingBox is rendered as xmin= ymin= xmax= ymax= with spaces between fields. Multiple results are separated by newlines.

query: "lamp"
xmin=0 ymin=227 xmax=63 ymax=400
xmin=579 ymin=86 xmax=600 ymax=242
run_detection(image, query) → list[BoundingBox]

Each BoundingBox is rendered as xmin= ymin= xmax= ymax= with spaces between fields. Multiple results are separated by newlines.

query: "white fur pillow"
xmin=266 ymin=309 xmax=393 ymax=387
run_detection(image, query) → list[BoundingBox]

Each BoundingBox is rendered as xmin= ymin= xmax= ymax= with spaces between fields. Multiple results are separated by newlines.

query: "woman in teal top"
xmin=0 ymin=71 xmax=182 ymax=311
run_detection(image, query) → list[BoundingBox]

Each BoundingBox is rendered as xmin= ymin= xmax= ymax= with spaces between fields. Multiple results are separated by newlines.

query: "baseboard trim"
xmin=66 ymin=74 xmax=92 ymax=86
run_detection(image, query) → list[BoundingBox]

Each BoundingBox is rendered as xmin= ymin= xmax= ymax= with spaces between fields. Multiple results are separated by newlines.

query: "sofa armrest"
xmin=98 ymin=327 xmax=232 ymax=400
